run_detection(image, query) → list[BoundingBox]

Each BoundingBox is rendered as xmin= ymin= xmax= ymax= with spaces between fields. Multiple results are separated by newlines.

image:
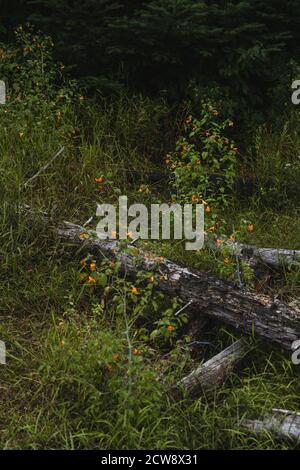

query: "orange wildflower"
xmin=79 ymin=232 xmax=89 ymax=240
xmin=133 ymin=348 xmax=141 ymax=356
xmin=95 ymin=177 xmax=105 ymax=184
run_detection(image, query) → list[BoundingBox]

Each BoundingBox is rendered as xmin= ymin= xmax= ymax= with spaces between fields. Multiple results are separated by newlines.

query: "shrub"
xmin=167 ymin=100 xmax=237 ymax=208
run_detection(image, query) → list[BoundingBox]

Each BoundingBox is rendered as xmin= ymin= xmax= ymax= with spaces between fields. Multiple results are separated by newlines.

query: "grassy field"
xmin=0 ymin=29 xmax=300 ymax=450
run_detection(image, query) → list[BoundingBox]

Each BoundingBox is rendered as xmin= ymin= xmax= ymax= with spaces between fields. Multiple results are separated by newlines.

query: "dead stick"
xmin=24 ymin=147 xmax=65 ymax=188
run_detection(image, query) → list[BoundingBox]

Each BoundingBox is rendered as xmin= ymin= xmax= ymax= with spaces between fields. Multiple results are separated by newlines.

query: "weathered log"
xmin=177 ymin=338 xmax=251 ymax=395
xmin=57 ymin=222 xmax=300 ymax=350
xmin=241 ymin=409 xmax=300 ymax=442
xmin=206 ymin=235 xmax=300 ymax=270
xmin=23 ymin=201 xmax=298 ymax=270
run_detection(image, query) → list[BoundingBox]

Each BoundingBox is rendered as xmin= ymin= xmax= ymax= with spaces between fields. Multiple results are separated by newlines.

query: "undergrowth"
xmin=0 ymin=27 xmax=300 ymax=450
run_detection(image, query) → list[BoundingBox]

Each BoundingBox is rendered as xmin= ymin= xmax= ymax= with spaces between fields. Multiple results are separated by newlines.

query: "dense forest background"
xmin=1 ymin=0 xmax=300 ymax=123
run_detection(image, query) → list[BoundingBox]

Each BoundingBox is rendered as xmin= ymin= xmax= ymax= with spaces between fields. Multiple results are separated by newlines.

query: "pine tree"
xmin=1 ymin=0 xmax=300 ymax=113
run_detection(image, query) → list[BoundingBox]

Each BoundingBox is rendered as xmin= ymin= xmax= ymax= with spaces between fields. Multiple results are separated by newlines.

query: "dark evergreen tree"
xmin=1 ymin=0 xmax=300 ymax=114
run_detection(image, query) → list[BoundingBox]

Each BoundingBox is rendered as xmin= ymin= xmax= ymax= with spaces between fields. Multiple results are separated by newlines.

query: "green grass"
xmin=1 ymin=313 xmax=300 ymax=450
xmin=1 ymin=49 xmax=300 ymax=449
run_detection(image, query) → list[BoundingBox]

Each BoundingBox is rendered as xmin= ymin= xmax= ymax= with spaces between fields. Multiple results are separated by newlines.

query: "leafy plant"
xmin=167 ymin=100 xmax=237 ymax=208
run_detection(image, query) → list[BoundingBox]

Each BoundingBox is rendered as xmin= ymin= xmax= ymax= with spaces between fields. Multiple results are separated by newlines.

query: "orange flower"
xmin=87 ymin=276 xmax=96 ymax=284
xmin=133 ymin=348 xmax=141 ymax=356
xmin=90 ymin=263 xmax=97 ymax=272
xmin=95 ymin=177 xmax=105 ymax=184
xmin=247 ymin=224 xmax=254 ymax=233
xmin=215 ymin=239 xmax=223 ymax=246
xmin=131 ymin=287 xmax=138 ymax=295
xmin=80 ymin=259 xmax=86 ymax=266
xmin=205 ymin=205 xmax=212 ymax=214
xmin=167 ymin=325 xmax=175 ymax=332
xmin=79 ymin=232 xmax=89 ymax=240
xmin=229 ymin=234 xmax=235 ymax=242
xmin=80 ymin=274 xmax=87 ymax=280
xmin=224 ymin=258 xmax=231 ymax=265
xmin=192 ymin=195 xmax=201 ymax=203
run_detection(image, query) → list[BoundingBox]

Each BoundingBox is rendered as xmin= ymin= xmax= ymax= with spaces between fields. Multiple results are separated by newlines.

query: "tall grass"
xmin=0 ymin=27 xmax=300 ymax=450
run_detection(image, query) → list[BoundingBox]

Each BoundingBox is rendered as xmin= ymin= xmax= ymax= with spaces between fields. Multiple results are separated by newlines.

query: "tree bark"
xmin=206 ymin=235 xmax=300 ymax=270
xmin=177 ymin=338 xmax=251 ymax=395
xmin=57 ymin=222 xmax=300 ymax=351
xmin=241 ymin=409 xmax=300 ymax=442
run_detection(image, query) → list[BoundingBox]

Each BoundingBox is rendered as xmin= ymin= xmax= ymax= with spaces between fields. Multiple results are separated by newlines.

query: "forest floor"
xmin=1 ymin=86 xmax=300 ymax=449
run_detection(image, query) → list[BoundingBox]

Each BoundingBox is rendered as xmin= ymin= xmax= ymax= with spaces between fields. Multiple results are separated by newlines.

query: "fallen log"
xmin=177 ymin=338 xmax=251 ymax=395
xmin=206 ymin=235 xmax=300 ymax=270
xmin=241 ymin=409 xmax=300 ymax=442
xmin=57 ymin=222 xmax=300 ymax=350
